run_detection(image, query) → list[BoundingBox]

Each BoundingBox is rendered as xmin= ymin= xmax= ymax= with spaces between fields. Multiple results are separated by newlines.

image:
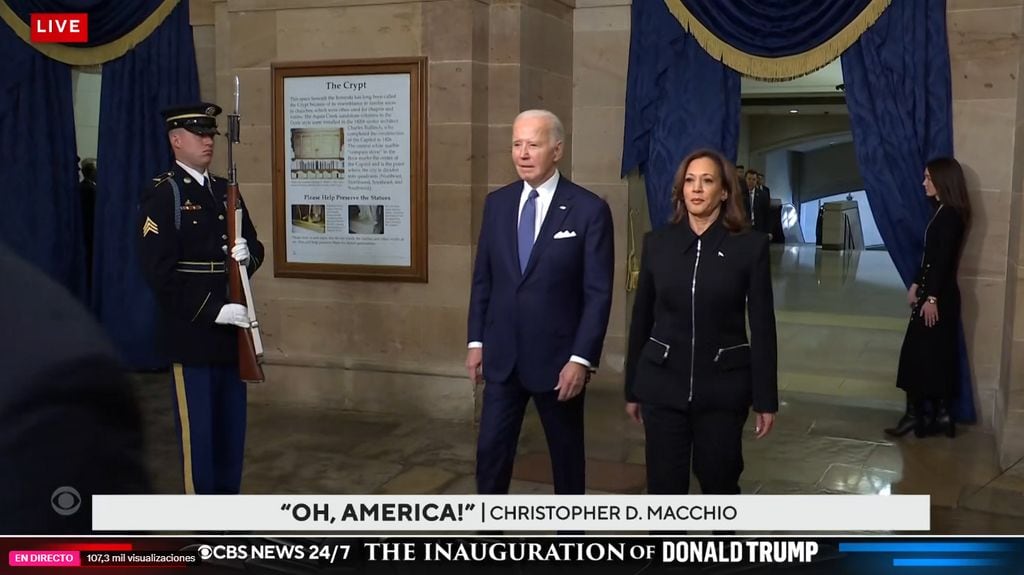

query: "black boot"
xmin=914 ymin=401 xmax=933 ymax=438
xmin=884 ymin=398 xmax=918 ymax=437
xmin=932 ymin=399 xmax=956 ymax=438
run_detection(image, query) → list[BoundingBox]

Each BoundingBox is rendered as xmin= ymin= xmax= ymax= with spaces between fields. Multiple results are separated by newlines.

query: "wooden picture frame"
xmin=271 ymin=58 xmax=427 ymax=282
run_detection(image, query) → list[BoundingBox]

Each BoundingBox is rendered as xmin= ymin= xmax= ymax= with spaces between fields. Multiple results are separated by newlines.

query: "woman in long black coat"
xmin=886 ymin=157 xmax=971 ymax=439
xmin=625 ymin=149 xmax=778 ymax=495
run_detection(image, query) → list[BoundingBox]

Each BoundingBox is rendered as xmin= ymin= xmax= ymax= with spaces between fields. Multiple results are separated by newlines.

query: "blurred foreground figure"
xmin=0 ymin=243 xmax=148 ymax=534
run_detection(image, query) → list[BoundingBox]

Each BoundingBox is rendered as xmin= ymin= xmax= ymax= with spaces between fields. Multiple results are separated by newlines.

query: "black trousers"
xmin=641 ymin=404 xmax=748 ymax=494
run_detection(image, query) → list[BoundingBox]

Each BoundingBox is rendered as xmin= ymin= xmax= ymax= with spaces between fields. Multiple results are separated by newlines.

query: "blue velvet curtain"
xmin=5 ymin=0 xmax=167 ymax=46
xmin=679 ymin=0 xmax=874 ymax=57
xmin=842 ymin=0 xmax=973 ymax=423
xmin=94 ymin=0 xmax=198 ymax=369
xmin=0 ymin=0 xmax=197 ymax=369
xmin=0 ymin=18 xmax=83 ymax=296
xmin=621 ymin=0 xmax=740 ymax=228
xmin=841 ymin=1 xmax=952 ymax=289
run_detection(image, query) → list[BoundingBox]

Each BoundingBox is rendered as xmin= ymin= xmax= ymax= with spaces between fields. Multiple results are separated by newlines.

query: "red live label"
xmin=30 ymin=13 xmax=88 ymax=43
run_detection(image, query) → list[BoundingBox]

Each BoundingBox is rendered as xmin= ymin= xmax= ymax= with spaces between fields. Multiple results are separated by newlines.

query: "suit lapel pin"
xmin=718 ymin=251 xmax=725 ymax=257
xmin=558 ymin=205 xmax=566 ymax=210
xmin=183 ymin=177 xmax=192 ymax=184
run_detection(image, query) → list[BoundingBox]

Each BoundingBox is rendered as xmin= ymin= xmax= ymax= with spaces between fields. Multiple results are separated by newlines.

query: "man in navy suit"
xmin=744 ymin=169 xmax=772 ymax=238
xmin=466 ymin=109 xmax=614 ymax=494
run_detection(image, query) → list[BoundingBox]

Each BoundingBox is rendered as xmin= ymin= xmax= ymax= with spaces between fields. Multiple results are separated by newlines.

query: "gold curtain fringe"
xmin=0 ymin=0 xmax=180 ymax=66
xmin=663 ymin=0 xmax=892 ymax=81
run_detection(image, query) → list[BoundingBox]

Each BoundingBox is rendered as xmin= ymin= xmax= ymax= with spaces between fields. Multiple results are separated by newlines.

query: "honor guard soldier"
xmin=137 ymin=102 xmax=264 ymax=494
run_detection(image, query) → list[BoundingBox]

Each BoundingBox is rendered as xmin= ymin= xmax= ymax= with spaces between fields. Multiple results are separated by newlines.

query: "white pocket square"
xmin=553 ymin=230 xmax=577 ymax=239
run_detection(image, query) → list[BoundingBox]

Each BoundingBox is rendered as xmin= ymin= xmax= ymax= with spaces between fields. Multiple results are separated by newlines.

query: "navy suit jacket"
xmin=743 ymin=186 xmax=772 ymax=235
xmin=468 ymin=175 xmax=614 ymax=393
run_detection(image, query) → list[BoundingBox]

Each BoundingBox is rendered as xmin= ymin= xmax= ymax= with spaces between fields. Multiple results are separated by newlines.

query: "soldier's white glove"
xmin=215 ymin=303 xmax=250 ymax=328
xmin=231 ymin=238 xmax=250 ymax=266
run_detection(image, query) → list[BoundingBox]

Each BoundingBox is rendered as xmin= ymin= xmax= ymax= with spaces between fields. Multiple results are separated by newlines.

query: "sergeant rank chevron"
xmin=142 ymin=217 xmax=160 ymax=237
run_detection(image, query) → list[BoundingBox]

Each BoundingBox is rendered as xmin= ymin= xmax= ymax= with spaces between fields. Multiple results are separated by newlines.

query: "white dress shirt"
xmin=517 ymin=171 xmax=559 ymax=240
xmin=176 ymin=160 xmax=210 ymax=187
xmin=469 ymin=170 xmax=592 ymax=370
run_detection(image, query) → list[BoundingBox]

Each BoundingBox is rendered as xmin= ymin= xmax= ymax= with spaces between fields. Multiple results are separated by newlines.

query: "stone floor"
xmin=136 ymin=375 xmax=1024 ymax=534
xmin=135 ymin=245 xmax=1024 ymax=534
xmin=773 ymin=246 xmax=908 ymax=408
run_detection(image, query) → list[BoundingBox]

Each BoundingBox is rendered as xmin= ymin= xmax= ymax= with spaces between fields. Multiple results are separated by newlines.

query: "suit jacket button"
xmin=218 ymin=215 xmax=225 ymax=221
xmin=221 ymin=234 xmax=228 ymax=240
xmin=222 ymin=245 xmax=228 ymax=253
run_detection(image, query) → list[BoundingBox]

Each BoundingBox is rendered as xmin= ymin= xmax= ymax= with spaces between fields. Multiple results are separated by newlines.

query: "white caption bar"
xmin=93 ymin=494 xmax=929 ymax=532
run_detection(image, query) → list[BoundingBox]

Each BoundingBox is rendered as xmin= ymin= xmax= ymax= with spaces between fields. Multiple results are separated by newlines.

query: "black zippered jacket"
xmin=625 ymin=218 xmax=778 ymax=414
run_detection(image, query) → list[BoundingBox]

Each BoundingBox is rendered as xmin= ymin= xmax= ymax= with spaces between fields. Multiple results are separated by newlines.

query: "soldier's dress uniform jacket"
xmin=137 ymin=161 xmax=263 ymax=495
xmin=137 ymin=168 xmax=263 ymax=363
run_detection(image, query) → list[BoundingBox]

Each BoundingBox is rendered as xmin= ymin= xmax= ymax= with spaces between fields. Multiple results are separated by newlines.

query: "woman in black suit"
xmin=885 ymin=157 xmax=971 ymax=439
xmin=625 ymin=149 xmax=778 ymax=495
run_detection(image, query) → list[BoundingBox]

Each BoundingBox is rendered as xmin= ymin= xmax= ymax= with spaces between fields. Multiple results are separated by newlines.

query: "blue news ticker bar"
xmin=893 ymin=558 xmax=1003 ymax=567
xmin=839 ymin=543 xmax=1011 ymax=553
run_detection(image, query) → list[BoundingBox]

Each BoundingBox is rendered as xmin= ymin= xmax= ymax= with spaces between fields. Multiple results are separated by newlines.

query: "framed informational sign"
xmin=272 ymin=58 xmax=427 ymax=282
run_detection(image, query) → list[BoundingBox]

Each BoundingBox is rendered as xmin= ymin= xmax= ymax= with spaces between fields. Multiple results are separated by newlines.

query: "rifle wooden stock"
xmin=226 ymin=180 xmax=264 ymax=383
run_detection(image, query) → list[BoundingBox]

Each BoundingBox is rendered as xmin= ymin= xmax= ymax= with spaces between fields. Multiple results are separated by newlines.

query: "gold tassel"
xmin=0 ymin=0 xmax=180 ymax=66
xmin=626 ymin=208 xmax=641 ymax=293
xmin=662 ymin=0 xmax=893 ymax=81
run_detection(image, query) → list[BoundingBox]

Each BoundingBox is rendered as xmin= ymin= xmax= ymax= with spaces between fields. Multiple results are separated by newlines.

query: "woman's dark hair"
xmin=670 ymin=148 xmax=749 ymax=233
xmin=926 ymin=157 xmax=971 ymax=225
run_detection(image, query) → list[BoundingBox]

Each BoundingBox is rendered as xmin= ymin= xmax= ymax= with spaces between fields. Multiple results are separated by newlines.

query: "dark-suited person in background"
xmin=466 ymin=109 xmax=614 ymax=494
xmin=0 ymin=242 xmax=148 ymax=533
xmin=744 ymin=169 xmax=772 ymax=238
xmin=735 ymin=164 xmax=748 ymax=196
xmin=886 ymin=157 xmax=971 ymax=439
xmin=756 ymin=172 xmax=770 ymax=196
xmin=79 ymin=158 xmax=97 ymax=294
xmin=137 ymin=103 xmax=264 ymax=494
xmin=758 ymin=172 xmax=785 ymax=244
xmin=626 ymin=149 xmax=778 ymax=496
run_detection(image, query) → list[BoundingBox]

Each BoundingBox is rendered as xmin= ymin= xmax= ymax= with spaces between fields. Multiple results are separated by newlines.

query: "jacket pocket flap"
xmin=715 ymin=344 xmax=751 ymax=371
xmin=642 ymin=337 xmax=670 ymax=365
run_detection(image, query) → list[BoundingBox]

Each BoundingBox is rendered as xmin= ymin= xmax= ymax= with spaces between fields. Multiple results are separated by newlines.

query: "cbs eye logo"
xmin=51 ymin=486 xmax=82 ymax=516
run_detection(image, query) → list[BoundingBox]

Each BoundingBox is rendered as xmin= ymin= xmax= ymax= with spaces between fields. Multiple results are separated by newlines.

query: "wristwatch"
xmin=926 ymin=296 xmax=938 ymax=304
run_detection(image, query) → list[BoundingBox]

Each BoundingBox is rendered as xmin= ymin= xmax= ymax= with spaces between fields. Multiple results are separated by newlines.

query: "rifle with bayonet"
xmin=226 ymin=76 xmax=265 ymax=383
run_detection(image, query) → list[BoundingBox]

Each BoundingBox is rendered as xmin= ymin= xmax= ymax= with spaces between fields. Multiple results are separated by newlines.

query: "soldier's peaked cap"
xmin=162 ymin=103 xmax=222 ymax=136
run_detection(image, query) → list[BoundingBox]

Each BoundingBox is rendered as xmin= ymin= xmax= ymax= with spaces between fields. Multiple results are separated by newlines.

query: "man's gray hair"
xmin=515 ymin=109 xmax=564 ymax=144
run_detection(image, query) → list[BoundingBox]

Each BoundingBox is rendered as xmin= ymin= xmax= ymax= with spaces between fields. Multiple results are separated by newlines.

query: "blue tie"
xmin=518 ymin=189 xmax=539 ymax=273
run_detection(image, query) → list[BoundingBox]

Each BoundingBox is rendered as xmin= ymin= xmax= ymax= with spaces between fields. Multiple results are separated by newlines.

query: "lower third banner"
xmin=1 ymin=536 xmax=1020 ymax=574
